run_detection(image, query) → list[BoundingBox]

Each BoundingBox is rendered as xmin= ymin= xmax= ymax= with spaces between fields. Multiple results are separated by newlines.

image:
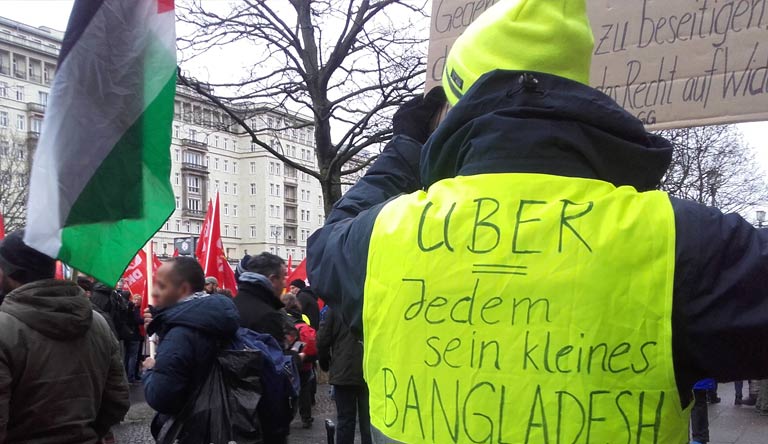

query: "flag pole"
xmin=146 ymin=242 xmax=157 ymax=359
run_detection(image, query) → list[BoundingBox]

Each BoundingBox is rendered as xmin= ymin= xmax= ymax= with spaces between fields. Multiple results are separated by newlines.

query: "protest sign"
xmin=427 ymin=0 xmax=768 ymax=129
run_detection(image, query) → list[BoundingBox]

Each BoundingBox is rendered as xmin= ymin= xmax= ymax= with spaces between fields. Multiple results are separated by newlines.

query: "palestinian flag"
xmin=25 ymin=0 xmax=177 ymax=285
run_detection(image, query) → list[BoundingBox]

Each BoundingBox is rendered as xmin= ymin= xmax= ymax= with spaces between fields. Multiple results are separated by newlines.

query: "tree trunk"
xmin=320 ymin=165 xmax=343 ymax=219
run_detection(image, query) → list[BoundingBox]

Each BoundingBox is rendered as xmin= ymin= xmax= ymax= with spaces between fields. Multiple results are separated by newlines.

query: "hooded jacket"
xmin=308 ymin=70 xmax=768 ymax=407
xmin=0 ymin=279 xmax=130 ymax=443
xmin=234 ymin=272 xmax=287 ymax=343
xmin=143 ymin=294 xmax=239 ymax=417
xmin=297 ymin=287 xmax=320 ymax=329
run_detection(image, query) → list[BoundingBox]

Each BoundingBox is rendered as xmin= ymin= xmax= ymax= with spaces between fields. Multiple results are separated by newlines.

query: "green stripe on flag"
xmin=59 ymin=73 xmax=177 ymax=284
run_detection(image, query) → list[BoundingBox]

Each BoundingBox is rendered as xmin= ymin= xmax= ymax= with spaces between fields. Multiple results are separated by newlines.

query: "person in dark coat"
xmin=296 ymin=286 xmax=320 ymax=329
xmin=233 ymin=252 xmax=293 ymax=444
xmin=142 ymin=257 xmax=239 ymax=438
xmin=318 ymin=307 xmax=372 ymax=444
xmin=123 ymin=293 xmax=144 ymax=383
xmin=307 ymin=2 xmax=768 ymax=436
xmin=234 ymin=252 xmax=288 ymax=345
xmin=0 ymin=230 xmax=129 ymax=443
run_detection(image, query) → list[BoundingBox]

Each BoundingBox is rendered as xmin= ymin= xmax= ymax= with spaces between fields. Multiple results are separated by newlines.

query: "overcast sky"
xmin=2 ymin=0 xmax=768 ymax=180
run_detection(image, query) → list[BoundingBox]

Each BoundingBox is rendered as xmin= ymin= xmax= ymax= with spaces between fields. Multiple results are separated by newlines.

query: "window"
xmin=223 ymin=181 xmax=229 ymax=194
xmin=187 ymin=176 xmax=201 ymax=194
xmin=174 ymin=149 xmax=180 ymax=162
xmin=301 ymin=230 xmax=307 ymax=241
xmin=318 ymin=214 xmax=324 ymax=225
xmin=30 ymin=118 xmax=42 ymax=133
xmin=184 ymin=220 xmax=190 ymax=233
xmin=16 ymin=115 xmax=24 ymax=131
xmin=269 ymin=162 xmax=275 ymax=175
xmin=174 ymin=172 xmax=180 ymax=185
xmin=233 ymin=225 xmax=238 ymax=237
xmin=224 ymin=224 xmax=229 ymax=237
xmin=224 ymin=160 xmax=229 ymax=172
xmin=233 ymin=163 xmax=238 ymax=174
xmin=15 ymin=86 xmax=23 ymax=101
xmin=38 ymin=91 xmax=48 ymax=106
xmin=300 ymin=210 xmax=306 ymax=222
xmin=233 ymin=183 xmax=238 ymax=195
xmin=188 ymin=128 xmax=196 ymax=140
xmin=231 ymin=139 xmax=237 ymax=151
xmin=175 ymin=197 xmax=180 ymax=209
xmin=214 ymin=157 xmax=219 ymax=170
xmin=214 ymin=136 xmax=219 ymax=147
xmin=0 ymin=111 xmax=7 ymax=128
xmin=175 ymin=219 xmax=181 ymax=231
xmin=250 ymin=183 xmax=257 ymax=195
xmin=250 ymin=205 xmax=257 ymax=217
xmin=195 ymin=222 xmax=201 ymax=234
xmin=214 ymin=179 xmax=220 ymax=191
xmin=275 ymin=163 xmax=281 ymax=176
xmin=224 ymin=203 xmax=229 ymax=216
xmin=0 ymin=82 xmax=7 ymax=97
xmin=188 ymin=198 xmax=201 ymax=211
xmin=250 ymin=225 xmax=257 ymax=238
xmin=250 ymin=161 xmax=256 ymax=174
xmin=276 ymin=184 xmax=281 ymax=197
xmin=174 ymin=126 xmax=180 ymax=138
xmin=224 ymin=139 xmax=229 ymax=150
xmin=233 ymin=205 xmax=238 ymax=216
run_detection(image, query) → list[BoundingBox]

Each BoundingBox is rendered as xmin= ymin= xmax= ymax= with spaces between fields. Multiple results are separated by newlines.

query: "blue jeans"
xmin=124 ymin=340 xmax=141 ymax=382
xmin=334 ymin=384 xmax=372 ymax=444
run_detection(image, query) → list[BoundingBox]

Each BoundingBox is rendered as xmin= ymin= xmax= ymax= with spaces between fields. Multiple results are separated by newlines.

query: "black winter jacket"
xmin=317 ymin=307 xmax=365 ymax=387
xmin=234 ymin=273 xmax=286 ymax=344
xmin=307 ymin=70 xmax=768 ymax=407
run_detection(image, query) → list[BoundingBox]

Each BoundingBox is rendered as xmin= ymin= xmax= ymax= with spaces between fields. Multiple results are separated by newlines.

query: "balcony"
xmin=27 ymin=131 xmax=40 ymax=141
xmin=284 ymin=174 xmax=297 ymax=184
xmin=182 ymin=209 xmax=206 ymax=220
xmin=0 ymin=65 xmax=8 ymax=76
xmin=181 ymin=138 xmax=207 ymax=151
xmin=284 ymin=195 xmax=297 ymax=205
xmin=181 ymin=162 xmax=209 ymax=174
xmin=284 ymin=217 xmax=298 ymax=226
xmin=27 ymin=102 xmax=45 ymax=115
xmin=285 ymin=238 xmax=297 ymax=246
xmin=0 ymin=33 xmax=60 ymax=57
xmin=28 ymin=73 xmax=42 ymax=83
xmin=14 ymin=69 xmax=25 ymax=79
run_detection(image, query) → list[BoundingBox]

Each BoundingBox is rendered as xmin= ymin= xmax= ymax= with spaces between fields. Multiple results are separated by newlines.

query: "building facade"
xmin=0 ymin=15 xmax=326 ymax=263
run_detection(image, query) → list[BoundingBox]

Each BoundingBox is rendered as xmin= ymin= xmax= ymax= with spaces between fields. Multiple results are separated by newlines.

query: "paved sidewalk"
xmin=114 ymin=385 xmax=768 ymax=443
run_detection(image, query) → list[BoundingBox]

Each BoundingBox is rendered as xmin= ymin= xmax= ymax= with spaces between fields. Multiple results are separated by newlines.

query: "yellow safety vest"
xmin=363 ymin=173 xmax=689 ymax=444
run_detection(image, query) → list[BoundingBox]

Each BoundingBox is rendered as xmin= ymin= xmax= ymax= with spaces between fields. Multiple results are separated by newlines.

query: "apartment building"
xmin=0 ymin=15 xmax=325 ymax=263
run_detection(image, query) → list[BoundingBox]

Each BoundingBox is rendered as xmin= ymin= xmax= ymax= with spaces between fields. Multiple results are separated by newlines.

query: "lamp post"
xmin=270 ymin=225 xmax=283 ymax=253
xmin=757 ymin=210 xmax=766 ymax=228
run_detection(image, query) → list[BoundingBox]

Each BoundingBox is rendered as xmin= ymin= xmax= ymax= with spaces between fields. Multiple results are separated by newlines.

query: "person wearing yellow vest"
xmin=308 ymin=1 xmax=768 ymax=443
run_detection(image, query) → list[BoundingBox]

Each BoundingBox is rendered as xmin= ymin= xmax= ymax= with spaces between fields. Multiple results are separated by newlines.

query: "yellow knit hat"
xmin=443 ymin=0 xmax=595 ymax=105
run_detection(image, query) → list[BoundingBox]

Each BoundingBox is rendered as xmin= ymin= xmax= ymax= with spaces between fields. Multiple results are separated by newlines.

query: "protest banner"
xmin=426 ymin=0 xmax=768 ymax=129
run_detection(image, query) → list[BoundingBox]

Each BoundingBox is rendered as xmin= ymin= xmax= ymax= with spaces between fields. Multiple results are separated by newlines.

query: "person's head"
xmin=442 ymin=0 xmax=593 ymax=105
xmin=281 ymin=293 xmax=302 ymax=313
xmin=204 ymin=276 xmax=219 ymax=294
xmin=152 ymin=257 xmax=205 ymax=308
xmin=0 ymin=230 xmax=56 ymax=296
xmin=246 ymin=252 xmax=286 ymax=298
xmin=289 ymin=279 xmax=305 ymax=295
xmin=76 ymin=276 xmax=93 ymax=297
xmin=132 ymin=294 xmax=142 ymax=305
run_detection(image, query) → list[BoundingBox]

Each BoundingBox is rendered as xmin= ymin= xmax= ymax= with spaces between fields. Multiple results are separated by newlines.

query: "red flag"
xmin=195 ymin=200 xmax=213 ymax=261
xmin=54 ymin=261 xmax=64 ymax=280
xmin=0 ymin=213 xmax=5 ymax=240
xmin=287 ymin=258 xmax=307 ymax=285
xmin=172 ymin=248 xmax=179 ymax=257
xmin=198 ymin=193 xmax=238 ymax=295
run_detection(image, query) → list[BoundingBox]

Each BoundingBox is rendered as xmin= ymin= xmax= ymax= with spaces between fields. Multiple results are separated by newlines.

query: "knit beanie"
xmin=0 ymin=230 xmax=56 ymax=284
xmin=443 ymin=0 xmax=595 ymax=105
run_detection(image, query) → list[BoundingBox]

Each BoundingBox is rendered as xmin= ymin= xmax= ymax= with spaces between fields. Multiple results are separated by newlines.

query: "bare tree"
xmin=177 ymin=0 xmax=428 ymax=214
xmin=0 ymin=131 xmax=32 ymax=232
xmin=658 ymin=125 xmax=768 ymax=215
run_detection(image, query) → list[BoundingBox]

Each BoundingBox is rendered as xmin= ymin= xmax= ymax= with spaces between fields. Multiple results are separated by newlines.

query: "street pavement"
xmin=114 ymin=384 xmax=768 ymax=443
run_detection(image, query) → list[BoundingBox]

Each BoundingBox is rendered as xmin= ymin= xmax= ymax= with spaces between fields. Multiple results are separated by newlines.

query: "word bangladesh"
xmin=379 ymin=372 xmax=667 ymax=444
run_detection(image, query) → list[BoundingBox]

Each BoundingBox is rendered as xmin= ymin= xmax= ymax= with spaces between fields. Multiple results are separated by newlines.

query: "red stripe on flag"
xmin=158 ymin=0 xmax=174 ymax=13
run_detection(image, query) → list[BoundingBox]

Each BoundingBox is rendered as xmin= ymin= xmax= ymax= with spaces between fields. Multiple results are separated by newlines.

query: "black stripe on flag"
xmin=58 ymin=0 xmax=105 ymax=64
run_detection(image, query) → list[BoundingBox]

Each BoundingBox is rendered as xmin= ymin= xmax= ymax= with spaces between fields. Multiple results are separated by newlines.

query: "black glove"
xmin=393 ymin=87 xmax=447 ymax=144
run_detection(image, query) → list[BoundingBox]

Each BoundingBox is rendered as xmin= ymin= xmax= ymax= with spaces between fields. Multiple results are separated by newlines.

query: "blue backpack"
xmin=231 ymin=328 xmax=300 ymax=398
